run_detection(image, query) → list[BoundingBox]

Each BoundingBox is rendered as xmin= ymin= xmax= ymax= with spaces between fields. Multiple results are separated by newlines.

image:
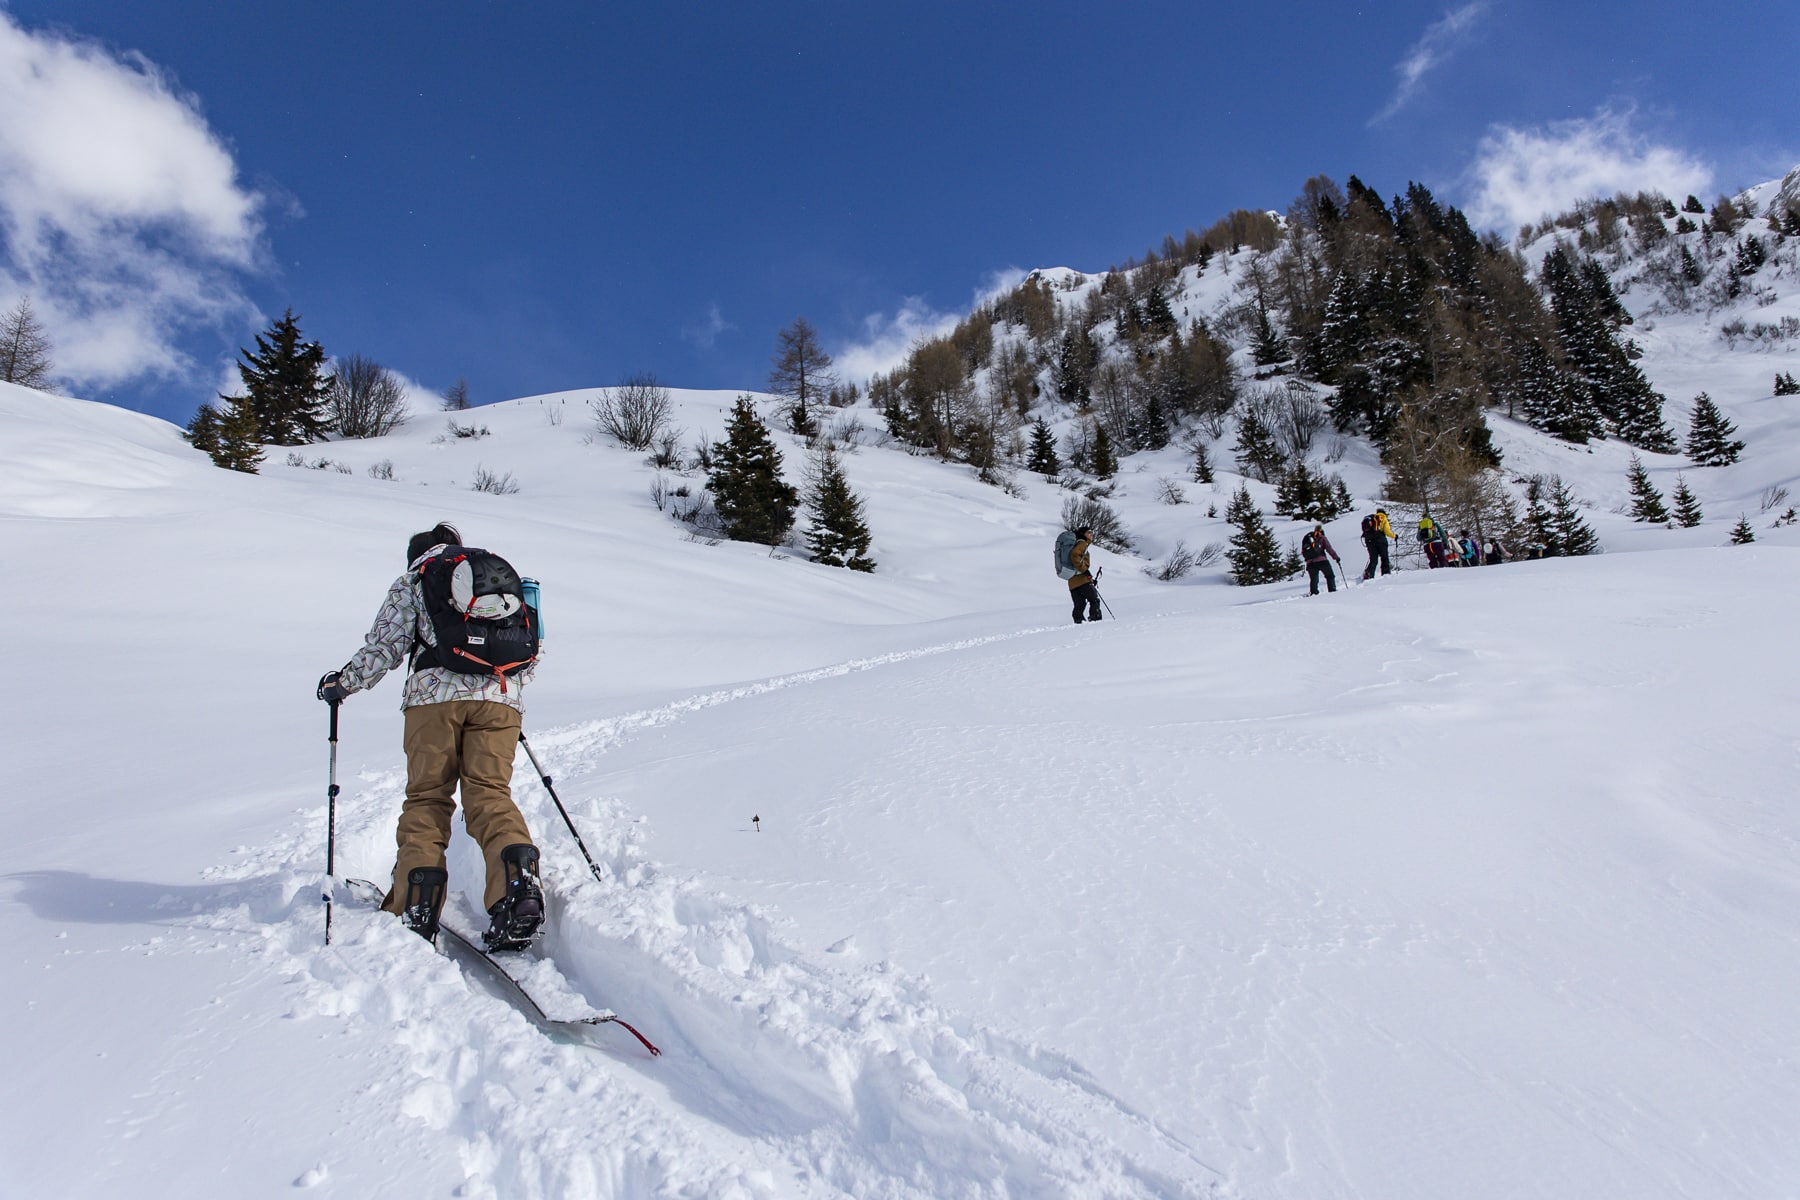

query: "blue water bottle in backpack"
xmin=520 ymin=577 xmax=544 ymax=640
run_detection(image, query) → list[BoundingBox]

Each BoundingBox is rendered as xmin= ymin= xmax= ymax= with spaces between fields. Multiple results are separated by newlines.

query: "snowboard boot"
xmin=483 ymin=843 xmax=544 ymax=952
xmin=400 ymin=866 xmax=448 ymax=944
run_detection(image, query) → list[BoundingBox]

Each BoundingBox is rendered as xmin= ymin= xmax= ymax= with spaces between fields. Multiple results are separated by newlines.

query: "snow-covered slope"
xmin=4 ymin=254 xmax=1800 ymax=1200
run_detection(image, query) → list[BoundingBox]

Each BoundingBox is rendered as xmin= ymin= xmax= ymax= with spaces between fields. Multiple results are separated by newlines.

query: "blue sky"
xmin=2 ymin=1 xmax=1792 ymax=424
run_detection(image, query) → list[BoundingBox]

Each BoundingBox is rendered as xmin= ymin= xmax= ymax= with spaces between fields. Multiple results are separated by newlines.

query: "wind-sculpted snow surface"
xmin=225 ymin=658 xmax=1229 ymax=1198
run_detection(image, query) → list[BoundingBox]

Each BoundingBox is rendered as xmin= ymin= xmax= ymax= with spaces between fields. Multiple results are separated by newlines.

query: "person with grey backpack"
xmin=1054 ymin=526 xmax=1103 ymax=623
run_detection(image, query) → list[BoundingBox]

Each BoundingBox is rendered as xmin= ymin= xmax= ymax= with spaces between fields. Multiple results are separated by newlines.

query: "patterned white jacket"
xmin=338 ymin=545 xmax=541 ymax=712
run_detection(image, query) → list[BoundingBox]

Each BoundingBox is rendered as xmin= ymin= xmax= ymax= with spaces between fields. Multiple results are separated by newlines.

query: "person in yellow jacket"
xmin=1419 ymin=513 xmax=1449 ymax=568
xmin=1359 ymin=508 xmax=1394 ymax=579
xmin=1068 ymin=526 xmax=1103 ymax=623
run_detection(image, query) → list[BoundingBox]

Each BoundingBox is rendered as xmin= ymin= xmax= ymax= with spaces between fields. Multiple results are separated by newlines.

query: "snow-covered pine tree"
xmin=1251 ymin=305 xmax=1284 ymax=368
xmin=1671 ymin=474 xmax=1704 ymax=527
xmin=1515 ymin=340 xmax=1603 ymax=444
xmin=1225 ymin=485 xmax=1290 ymax=585
xmin=1774 ymin=371 xmax=1800 ymax=396
xmin=1191 ymin=440 xmax=1214 ymax=483
xmin=1273 ymin=461 xmax=1319 ymax=519
xmin=1685 ymin=392 xmax=1746 ymax=466
xmin=1273 ymin=461 xmax=1351 ymax=522
xmin=1625 ymin=454 xmax=1669 ymax=523
xmin=804 ymin=446 xmax=875 ymax=571
xmin=1546 ymin=475 xmax=1601 ymax=556
xmin=1233 ymin=404 xmax=1286 ymax=483
xmin=1542 ymin=248 xmax=1676 ymax=452
xmin=1224 ymin=480 xmax=1259 ymax=527
xmin=1026 ymin=417 xmax=1061 ymax=479
xmin=708 ymin=397 xmax=799 ymax=545
xmin=1730 ymin=515 xmax=1756 ymax=544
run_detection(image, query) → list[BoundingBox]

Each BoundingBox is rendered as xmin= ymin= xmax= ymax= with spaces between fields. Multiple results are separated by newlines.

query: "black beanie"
xmin=406 ymin=522 xmax=461 ymax=565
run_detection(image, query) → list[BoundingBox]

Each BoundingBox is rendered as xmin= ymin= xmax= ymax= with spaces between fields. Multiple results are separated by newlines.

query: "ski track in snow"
xmin=194 ymin=624 xmax=1236 ymax=1199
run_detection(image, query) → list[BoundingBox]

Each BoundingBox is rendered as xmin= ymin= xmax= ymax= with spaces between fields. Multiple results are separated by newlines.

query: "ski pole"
xmin=324 ymin=699 xmax=340 ymax=946
xmin=1093 ymin=567 xmax=1116 ymax=619
xmin=518 ymin=731 xmax=607 ymax=886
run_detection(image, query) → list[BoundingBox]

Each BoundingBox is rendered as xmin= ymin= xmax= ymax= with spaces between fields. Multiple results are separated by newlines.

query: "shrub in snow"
xmin=470 ymin=466 xmax=519 ymax=495
xmin=592 ymin=373 xmax=675 ymax=450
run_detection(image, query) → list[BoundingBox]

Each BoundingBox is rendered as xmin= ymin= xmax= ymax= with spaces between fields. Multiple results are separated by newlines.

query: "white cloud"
xmin=0 ymin=14 xmax=267 ymax=390
xmin=832 ymin=270 xmax=1026 ymax=383
xmin=682 ymin=303 xmax=734 ymax=351
xmin=1371 ymin=3 xmax=1489 ymax=124
xmin=1461 ymin=107 xmax=1713 ymax=233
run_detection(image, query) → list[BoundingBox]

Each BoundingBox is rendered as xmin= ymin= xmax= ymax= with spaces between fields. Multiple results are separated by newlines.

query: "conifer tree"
xmin=232 ymin=309 xmax=333 ymax=446
xmin=1274 ymin=461 xmax=1350 ymax=521
xmin=1091 ymin=424 xmax=1118 ymax=479
xmin=1543 ymin=249 xmax=1676 ymax=451
xmin=213 ymin=396 xmax=266 ymax=473
xmin=804 ymin=447 xmax=875 ymax=571
xmin=1054 ymin=329 xmax=1096 ymax=409
xmin=1133 ymin=391 xmax=1171 ymax=451
xmin=183 ymin=405 xmax=221 ymax=459
xmin=1523 ymin=476 xmax=1554 ymax=551
xmin=707 ymin=397 xmax=799 ymax=545
xmin=1026 ymin=417 xmax=1061 ymax=478
xmin=769 ymin=317 xmax=836 ymax=414
xmin=1625 ymin=454 xmax=1669 ymax=523
xmin=789 ymin=394 xmax=818 ymax=438
xmin=1729 ymin=515 xmax=1756 ymax=544
xmin=1774 ymin=371 xmax=1800 ymax=396
xmin=1191 ymin=440 xmax=1214 ymax=483
xmin=1141 ymin=287 xmax=1177 ymax=338
xmin=1233 ymin=405 xmax=1286 ymax=482
xmin=1544 ymin=475 xmax=1600 ymax=556
xmin=0 ymin=295 xmax=54 ymax=388
xmin=1251 ymin=305 xmax=1284 ymax=368
xmin=1685 ymin=392 xmax=1745 ymax=465
xmin=1671 ymin=474 xmax=1704 ymax=527
xmin=1225 ymin=480 xmax=1259 ymax=526
xmin=1515 ymin=340 xmax=1603 ymax=444
xmin=1224 ymin=485 xmax=1290 ymax=585
xmin=184 ymin=398 xmax=263 ymax=472
xmin=1282 ymin=543 xmax=1305 ymax=579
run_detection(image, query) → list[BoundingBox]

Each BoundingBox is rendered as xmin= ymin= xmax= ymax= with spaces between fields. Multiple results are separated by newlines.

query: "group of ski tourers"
xmin=1057 ymin=507 xmax=1518 ymax=612
xmin=1305 ymin=510 xmax=1514 ymax=595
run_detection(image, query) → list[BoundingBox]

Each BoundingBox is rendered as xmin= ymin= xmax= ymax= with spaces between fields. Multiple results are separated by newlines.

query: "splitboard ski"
xmin=342 ymin=877 xmax=660 ymax=1056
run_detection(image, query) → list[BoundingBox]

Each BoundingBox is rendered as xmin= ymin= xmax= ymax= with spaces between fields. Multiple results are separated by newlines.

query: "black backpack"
xmin=1360 ymin=513 xmax=1379 ymax=539
xmin=411 ymin=548 xmax=540 ymax=690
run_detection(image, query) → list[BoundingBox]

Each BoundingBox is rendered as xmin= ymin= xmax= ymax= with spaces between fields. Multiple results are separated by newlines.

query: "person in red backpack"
xmin=1360 ymin=508 xmax=1393 ymax=579
xmin=316 ymin=522 xmax=546 ymax=951
xmin=1301 ymin=523 xmax=1342 ymax=595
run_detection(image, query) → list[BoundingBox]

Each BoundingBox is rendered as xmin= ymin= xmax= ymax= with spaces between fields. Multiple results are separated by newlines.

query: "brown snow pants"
xmin=383 ymin=700 xmax=533 ymax=916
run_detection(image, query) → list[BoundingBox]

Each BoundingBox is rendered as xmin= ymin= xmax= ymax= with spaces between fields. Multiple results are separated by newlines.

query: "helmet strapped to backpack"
xmin=411 ymin=547 xmax=540 ymax=691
